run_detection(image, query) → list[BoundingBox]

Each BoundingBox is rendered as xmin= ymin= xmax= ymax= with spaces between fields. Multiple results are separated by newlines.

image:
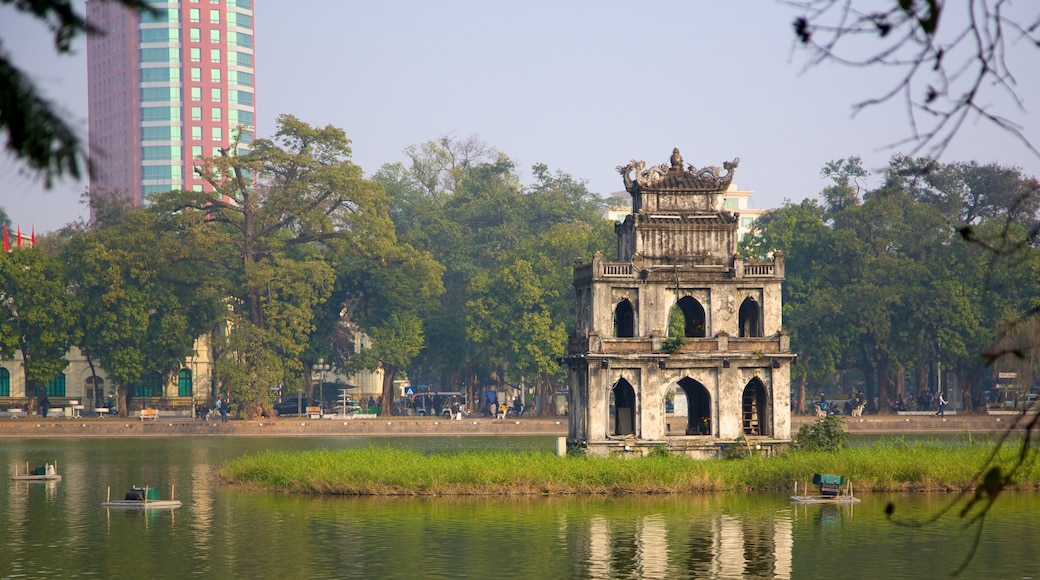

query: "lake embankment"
xmin=0 ymin=410 xmax=1030 ymax=438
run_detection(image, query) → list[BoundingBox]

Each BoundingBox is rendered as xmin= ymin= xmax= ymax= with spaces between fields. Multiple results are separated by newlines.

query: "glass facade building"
xmin=87 ymin=0 xmax=255 ymax=205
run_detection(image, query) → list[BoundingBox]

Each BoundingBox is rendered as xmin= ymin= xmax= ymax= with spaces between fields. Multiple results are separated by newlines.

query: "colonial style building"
xmin=565 ymin=149 xmax=792 ymax=457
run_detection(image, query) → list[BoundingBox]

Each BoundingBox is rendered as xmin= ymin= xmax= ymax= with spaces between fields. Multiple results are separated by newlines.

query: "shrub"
xmin=796 ymin=415 xmax=848 ymax=451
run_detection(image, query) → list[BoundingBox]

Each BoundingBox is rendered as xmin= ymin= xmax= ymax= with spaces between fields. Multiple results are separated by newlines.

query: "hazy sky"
xmin=1 ymin=1 xmax=1038 ymax=233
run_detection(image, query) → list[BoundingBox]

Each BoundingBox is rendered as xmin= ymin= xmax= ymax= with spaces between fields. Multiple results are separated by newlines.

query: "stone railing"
xmin=602 ymin=262 xmax=633 ymax=277
xmin=744 ymin=262 xmax=774 ymax=277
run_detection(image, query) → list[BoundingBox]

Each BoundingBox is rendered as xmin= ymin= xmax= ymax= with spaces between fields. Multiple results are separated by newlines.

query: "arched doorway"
xmin=611 ymin=378 xmax=636 ymax=436
xmin=741 ymin=377 xmax=770 ymax=436
xmin=677 ymin=377 xmax=712 ymax=435
xmin=614 ymin=299 xmax=635 ymax=338
xmin=676 ymin=296 xmax=707 ymax=337
xmin=738 ymin=297 xmax=762 ymax=337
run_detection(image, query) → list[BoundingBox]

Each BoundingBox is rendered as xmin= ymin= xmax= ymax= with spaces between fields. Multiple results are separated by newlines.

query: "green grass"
xmin=218 ymin=439 xmax=1040 ymax=496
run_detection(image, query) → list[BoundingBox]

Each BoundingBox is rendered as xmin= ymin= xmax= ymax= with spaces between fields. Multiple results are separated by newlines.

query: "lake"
xmin=1 ymin=436 xmax=1036 ymax=579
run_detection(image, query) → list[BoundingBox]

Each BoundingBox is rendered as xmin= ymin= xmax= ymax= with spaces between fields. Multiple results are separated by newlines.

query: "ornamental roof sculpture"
xmin=616 ymin=148 xmax=740 ymax=194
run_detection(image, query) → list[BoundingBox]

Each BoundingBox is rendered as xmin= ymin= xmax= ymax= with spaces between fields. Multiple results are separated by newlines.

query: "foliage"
xmin=0 ymin=246 xmax=79 ymax=411
xmin=149 ymin=115 xmax=388 ymax=417
xmin=62 ymin=208 xmax=221 ymax=415
xmin=796 ymin=416 xmax=849 ymax=452
xmin=375 ymin=135 xmax=612 ymax=410
xmin=0 ymin=0 xmax=154 ymax=185
xmin=219 ymin=439 xmax=1040 ymax=495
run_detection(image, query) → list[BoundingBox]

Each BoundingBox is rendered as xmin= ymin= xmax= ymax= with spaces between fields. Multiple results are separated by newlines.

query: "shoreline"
xmin=0 ymin=412 xmax=1031 ymax=438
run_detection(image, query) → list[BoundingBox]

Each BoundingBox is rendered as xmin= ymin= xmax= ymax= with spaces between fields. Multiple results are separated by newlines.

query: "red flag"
xmin=2 ymin=226 xmax=7 ymax=252
xmin=16 ymin=226 xmax=21 ymax=247
xmin=30 ymin=225 xmax=35 ymax=247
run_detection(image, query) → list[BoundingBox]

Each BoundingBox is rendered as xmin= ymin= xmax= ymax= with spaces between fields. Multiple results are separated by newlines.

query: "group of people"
xmin=195 ymin=396 xmax=230 ymax=422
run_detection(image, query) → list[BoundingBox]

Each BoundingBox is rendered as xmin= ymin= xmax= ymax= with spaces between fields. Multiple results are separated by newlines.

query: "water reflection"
xmin=0 ymin=437 xmax=1038 ymax=579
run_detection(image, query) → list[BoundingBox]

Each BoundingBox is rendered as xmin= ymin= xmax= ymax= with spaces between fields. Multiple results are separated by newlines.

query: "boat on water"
xmin=790 ymin=473 xmax=861 ymax=504
xmin=11 ymin=462 xmax=62 ymax=481
xmin=101 ymin=485 xmax=181 ymax=509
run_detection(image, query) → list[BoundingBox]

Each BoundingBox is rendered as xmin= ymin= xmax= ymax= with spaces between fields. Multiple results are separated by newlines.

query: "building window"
xmin=192 ymin=126 xmax=202 ymax=140
xmin=230 ymin=90 xmax=252 ymax=106
xmin=211 ymin=107 xmax=222 ymax=122
xmin=141 ymin=87 xmax=180 ymax=102
xmin=142 ymin=106 xmax=180 ymax=121
xmin=229 ymin=51 xmax=251 ymax=67
xmin=230 ymin=109 xmax=253 ymax=125
xmin=210 ymin=9 xmax=220 ymax=24
xmin=190 ymin=28 xmax=201 ymax=42
xmin=191 ymin=106 xmax=202 ymax=121
xmin=140 ymin=28 xmax=179 ymax=44
xmin=141 ymin=8 xmax=178 ymax=24
xmin=45 ymin=373 xmax=67 ymax=397
xmin=189 ymin=8 xmax=200 ymax=22
xmin=211 ymin=69 xmax=221 ymax=83
xmin=143 ymin=165 xmax=181 ymax=180
xmin=190 ymin=67 xmax=202 ymax=82
xmin=0 ymin=368 xmax=9 ymax=396
xmin=212 ymin=127 xmax=222 ymax=141
xmin=143 ymin=145 xmax=181 ymax=161
xmin=229 ymin=71 xmax=252 ymax=87
xmin=190 ymin=47 xmax=201 ymax=62
xmin=210 ymin=48 xmax=221 ymax=63
xmin=190 ymin=86 xmax=202 ymax=101
xmin=192 ymin=145 xmax=203 ymax=158
xmin=142 ymin=126 xmax=180 ymax=141
xmin=211 ymin=87 xmax=221 ymax=102
xmin=141 ymin=48 xmax=180 ymax=63
xmin=178 ymin=369 xmax=193 ymax=397
xmin=232 ymin=32 xmax=252 ymax=49
xmin=141 ymin=67 xmax=178 ymax=82
xmin=210 ymin=29 xmax=220 ymax=43
xmin=231 ymin=12 xmax=251 ymax=29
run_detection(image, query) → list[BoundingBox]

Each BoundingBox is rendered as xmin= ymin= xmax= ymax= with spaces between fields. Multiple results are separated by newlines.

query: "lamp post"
xmin=316 ymin=359 xmax=331 ymax=417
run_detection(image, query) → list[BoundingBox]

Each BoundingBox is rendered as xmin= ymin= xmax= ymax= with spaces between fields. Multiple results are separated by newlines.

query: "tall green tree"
xmin=63 ymin=208 xmax=221 ymax=416
xmin=150 ymin=115 xmax=393 ymax=418
xmin=0 ymin=246 xmax=78 ymax=413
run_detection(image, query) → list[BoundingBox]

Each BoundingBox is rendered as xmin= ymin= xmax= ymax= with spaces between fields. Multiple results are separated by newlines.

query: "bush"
xmin=796 ymin=415 xmax=848 ymax=451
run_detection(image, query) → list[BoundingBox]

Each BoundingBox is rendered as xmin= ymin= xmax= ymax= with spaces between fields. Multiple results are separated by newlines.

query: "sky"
xmin=1 ymin=1 xmax=1038 ymax=233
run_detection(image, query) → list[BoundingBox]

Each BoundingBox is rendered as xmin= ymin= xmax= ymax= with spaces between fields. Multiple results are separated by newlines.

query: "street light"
xmin=316 ymin=359 xmax=331 ymax=417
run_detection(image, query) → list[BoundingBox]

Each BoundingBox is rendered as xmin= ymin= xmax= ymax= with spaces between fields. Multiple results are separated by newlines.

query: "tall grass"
xmin=219 ymin=439 xmax=1040 ymax=496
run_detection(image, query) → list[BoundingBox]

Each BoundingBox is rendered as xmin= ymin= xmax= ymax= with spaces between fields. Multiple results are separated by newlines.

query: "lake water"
xmin=1 ymin=436 xmax=1036 ymax=579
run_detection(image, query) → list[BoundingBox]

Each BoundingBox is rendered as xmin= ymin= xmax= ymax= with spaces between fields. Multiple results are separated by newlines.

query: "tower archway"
xmin=738 ymin=297 xmax=762 ymax=337
xmin=614 ymin=299 xmax=635 ymax=337
xmin=677 ymin=377 xmax=711 ymax=435
xmin=611 ymin=378 xmax=636 ymax=436
xmin=741 ymin=377 xmax=770 ymax=436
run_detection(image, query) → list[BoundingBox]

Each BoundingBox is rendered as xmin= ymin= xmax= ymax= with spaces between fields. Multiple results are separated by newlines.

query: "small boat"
xmin=11 ymin=462 xmax=62 ymax=481
xmin=101 ymin=485 xmax=181 ymax=509
xmin=790 ymin=474 xmax=861 ymax=504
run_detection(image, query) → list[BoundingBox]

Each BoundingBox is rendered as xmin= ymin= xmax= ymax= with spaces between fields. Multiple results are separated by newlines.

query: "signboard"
xmin=404 ymin=386 xmax=415 ymax=396
xmin=997 ymin=372 xmax=1017 ymax=379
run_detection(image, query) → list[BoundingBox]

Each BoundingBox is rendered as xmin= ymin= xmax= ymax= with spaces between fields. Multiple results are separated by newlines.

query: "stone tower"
xmin=565 ymin=149 xmax=792 ymax=458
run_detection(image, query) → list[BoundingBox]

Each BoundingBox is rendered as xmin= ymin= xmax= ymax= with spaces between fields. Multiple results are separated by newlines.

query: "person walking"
xmin=935 ymin=392 xmax=947 ymax=417
xmin=219 ymin=396 xmax=229 ymax=422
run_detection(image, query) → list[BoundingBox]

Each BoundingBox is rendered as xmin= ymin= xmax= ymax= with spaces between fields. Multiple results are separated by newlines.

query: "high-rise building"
xmin=86 ymin=0 xmax=255 ymax=206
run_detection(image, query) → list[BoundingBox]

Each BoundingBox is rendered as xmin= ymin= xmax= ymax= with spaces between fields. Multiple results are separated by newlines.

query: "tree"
xmin=62 ymin=208 xmax=221 ymax=417
xmin=0 ymin=246 xmax=79 ymax=413
xmin=334 ymin=244 xmax=444 ymax=417
xmin=150 ymin=115 xmax=393 ymax=418
xmin=0 ymin=0 xmax=153 ymax=185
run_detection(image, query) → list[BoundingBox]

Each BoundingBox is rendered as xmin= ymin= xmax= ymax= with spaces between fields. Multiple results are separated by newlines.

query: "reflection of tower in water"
xmin=581 ymin=510 xmax=792 ymax=579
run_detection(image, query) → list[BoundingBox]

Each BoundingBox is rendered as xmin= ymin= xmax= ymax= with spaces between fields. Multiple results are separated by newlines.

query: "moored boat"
xmin=790 ymin=473 xmax=861 ymax=504
xmin=101 ymin=485 xmax=181 ymax=509
xmin=11 ymin=462 xmax=62 ymax=481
